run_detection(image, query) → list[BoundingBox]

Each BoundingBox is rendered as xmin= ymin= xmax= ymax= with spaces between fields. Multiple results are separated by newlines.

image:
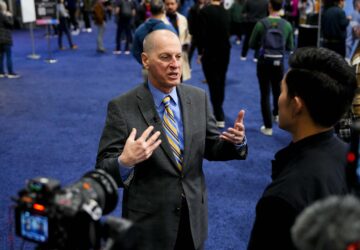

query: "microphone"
xmin=152 ymin=116 xmax=160 ymax=125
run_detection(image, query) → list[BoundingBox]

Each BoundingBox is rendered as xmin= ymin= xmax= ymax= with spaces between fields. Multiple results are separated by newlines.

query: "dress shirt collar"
xmin=148 ymin=81 xmax=179 ymax=108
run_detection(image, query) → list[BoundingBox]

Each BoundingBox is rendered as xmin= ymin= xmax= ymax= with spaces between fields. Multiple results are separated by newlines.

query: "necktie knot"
xmin=162 ymin=96 xmax=171 ymax=108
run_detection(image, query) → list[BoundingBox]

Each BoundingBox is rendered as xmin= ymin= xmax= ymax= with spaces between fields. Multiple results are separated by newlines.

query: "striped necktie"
xmin=162 ymin=96 xmax=183 ymax=171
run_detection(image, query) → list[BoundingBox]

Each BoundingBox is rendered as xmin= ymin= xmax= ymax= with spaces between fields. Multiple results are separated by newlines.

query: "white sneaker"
xmin=124 ymin=50 xmax=130 ymax=55
xmin=273 ymin=115 xmax=279 ymax=123
xmin=236 ymin=40 xmax=241 ymax=45
xmin=113 ymin=50 xmax=121 ymax=55
xmin=240 ymin=56 xmax=247 ymax=61
xmin=71 ymin=29 xmax=80 ymax=36
xmin=216 ymin=121 xmax=225 ymax=128
xmin=0 ymin=74 xmax=5 ymax=78
xmin=7 ymin=73 xmax=20 ymax=79
xmin=86 ymin=28 xmax=92 ymax=33
xmin=253 ymin=58 xmax=258 ymax=63
xmin=260 ymin=125 xmax=273 ymax=136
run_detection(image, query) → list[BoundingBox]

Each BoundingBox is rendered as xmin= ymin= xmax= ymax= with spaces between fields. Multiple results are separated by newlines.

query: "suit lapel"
xmin=136 ymin=84 xmax=180 ymax=171
xmin=178 ymin=86 xmax=192 ymax=174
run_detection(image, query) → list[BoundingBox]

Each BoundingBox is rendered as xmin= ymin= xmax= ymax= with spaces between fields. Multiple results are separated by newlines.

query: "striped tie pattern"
xmin=162 ymin=96 xmax=183 ymax=171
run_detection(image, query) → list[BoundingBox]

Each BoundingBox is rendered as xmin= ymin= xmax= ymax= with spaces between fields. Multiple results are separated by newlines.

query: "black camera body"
xmin=13 ymin=170 xmax=119 ymax=250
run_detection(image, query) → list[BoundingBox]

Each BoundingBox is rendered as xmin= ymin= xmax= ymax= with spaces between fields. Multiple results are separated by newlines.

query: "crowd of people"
xmin=4 ymin=0 xmax=360 ymax=249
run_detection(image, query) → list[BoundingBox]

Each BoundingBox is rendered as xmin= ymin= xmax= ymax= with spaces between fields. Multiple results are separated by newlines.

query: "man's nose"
xmin=169 ymin=57 xmax=181 ymax=68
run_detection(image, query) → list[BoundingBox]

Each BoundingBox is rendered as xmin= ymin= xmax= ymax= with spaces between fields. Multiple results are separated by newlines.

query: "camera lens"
xmin=81 ymin=169 xmax=118 ymax=215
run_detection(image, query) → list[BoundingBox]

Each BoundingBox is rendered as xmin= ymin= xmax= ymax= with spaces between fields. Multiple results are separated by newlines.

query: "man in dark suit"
xmin=95 ymin=29 xmax=248 ymax=250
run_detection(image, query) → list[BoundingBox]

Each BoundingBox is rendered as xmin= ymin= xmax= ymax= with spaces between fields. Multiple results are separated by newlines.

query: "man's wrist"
xmin=118 ymin=155 xmax=133 ymax=168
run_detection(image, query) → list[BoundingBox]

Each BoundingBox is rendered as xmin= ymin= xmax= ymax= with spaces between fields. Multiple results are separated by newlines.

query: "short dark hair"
xmin=150 ymin=0 xmax=164 ymax=15
xmin=285 ymin=47 xmax=357 ymax=127
xmin=270 ymin=0 xmax=284 ymax=11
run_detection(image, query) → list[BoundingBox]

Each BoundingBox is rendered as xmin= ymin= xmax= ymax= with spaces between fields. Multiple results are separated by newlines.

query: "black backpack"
xmin=260 ymin=18 xmax=286 ymax=64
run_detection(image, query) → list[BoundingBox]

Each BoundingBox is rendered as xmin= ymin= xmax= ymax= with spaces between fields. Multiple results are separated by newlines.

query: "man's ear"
xmin=292 ymin=96 xmax=304 ymax=117
xmin=142 ymin=52 xmax=149 ymax=69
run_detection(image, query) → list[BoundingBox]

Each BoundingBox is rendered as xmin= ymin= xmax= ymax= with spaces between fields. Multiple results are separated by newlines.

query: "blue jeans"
xmin=0 ymin=44 xmax=13 ymax=74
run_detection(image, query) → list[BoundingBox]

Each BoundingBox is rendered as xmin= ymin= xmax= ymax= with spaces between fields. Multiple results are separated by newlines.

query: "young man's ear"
xmin=292 ymin=96 xmax=304 ymax=118
xmin=142 ymin=52 xmax=149 ymax=69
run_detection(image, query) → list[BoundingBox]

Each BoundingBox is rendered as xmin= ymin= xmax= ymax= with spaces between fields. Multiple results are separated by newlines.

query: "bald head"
xmin=141 ymin=29 xmax=182 ymax=93
xmin=143 ymin=29 xmax=181 ymax=54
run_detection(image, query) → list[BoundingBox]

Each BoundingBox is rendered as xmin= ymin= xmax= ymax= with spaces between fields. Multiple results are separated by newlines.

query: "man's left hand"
xmin=219 ymin=110 xmax=246 ymax=145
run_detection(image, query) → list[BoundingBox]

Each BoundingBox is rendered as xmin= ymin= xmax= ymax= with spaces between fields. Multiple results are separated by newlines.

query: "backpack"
xmin=260 ymin=18 xmax=286 ymax=65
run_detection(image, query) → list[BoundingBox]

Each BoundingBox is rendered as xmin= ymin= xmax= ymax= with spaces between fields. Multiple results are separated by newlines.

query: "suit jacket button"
xmin=175 ymin=207 xmax=181 ymax=214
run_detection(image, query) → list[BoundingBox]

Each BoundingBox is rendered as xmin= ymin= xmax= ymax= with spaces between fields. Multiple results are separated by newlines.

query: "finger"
xmin=219 ymin=134 xmax=235 ymax=143
xmin=139 ymin=126 xmax=154 ymax=141
xmin=222 ymin=131 xmax=237 ymax=139
xmin=235 ymin=110 xmax=245 ymax=126
xmin=220 ymin=133 xmax=242 ymax=144
xmin=147 ymin=139 xmax=162 ymax=156
xmin=146 ymin=131 xmax=161 ymax=146
xmin=229 ymin=124 xmax=244 ymax=134
xmin=127 ymin=128 xmax=137 ymax=142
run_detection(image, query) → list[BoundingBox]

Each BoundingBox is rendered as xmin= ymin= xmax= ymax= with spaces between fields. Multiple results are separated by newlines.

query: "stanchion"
xmin=27 ymin=22 xmax=40 ymax=60
xmin=44 ymin=24 xmax=57 ymax=64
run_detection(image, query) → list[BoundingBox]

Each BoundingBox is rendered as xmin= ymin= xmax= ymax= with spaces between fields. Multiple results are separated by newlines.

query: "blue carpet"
xmin=0 ymin=20 xmax=292 ymax=249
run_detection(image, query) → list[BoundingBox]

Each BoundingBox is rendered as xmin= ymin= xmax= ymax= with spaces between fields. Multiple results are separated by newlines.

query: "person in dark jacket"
xmin=240 ymin=0 xmax=268 ymax=61
xmin=0 ymin=1 xmax=19 ymax=78
xmin=187 ymin=0 xmax=207 ymax=68
xmin=321 ymin=0 xmax=350 ymax=57
xmin=247 ymin=47 xmax=357 ymax=250
xmin=113 ymin=0 xmax=137 ymax=54
xmin=198 ymin=0 xmax=231 ymax=128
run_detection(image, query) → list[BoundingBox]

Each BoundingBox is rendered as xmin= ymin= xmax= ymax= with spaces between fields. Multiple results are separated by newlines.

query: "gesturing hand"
xmin=220 ymin=110 xmax=246 ymax=145
xmin=119 ymin=126 xmax=162 ymax=167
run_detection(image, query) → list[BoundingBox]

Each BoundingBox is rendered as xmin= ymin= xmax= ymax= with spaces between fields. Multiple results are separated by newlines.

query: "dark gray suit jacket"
xmin=96 ymin=83 xmax=247 ymax=250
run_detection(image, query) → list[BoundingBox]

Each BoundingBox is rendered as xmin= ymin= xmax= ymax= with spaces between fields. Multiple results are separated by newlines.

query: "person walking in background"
xmin=247 ymin=47 xmax=357 ymax=250
xmin=165 ymin=0 xmax=192 ymax=81
xmin=93 ymin=0 xmax=107 ymax=53
xmin=187 ymin=0 xmax=207 ymax=68
xmin=65 ymin=0 xmax=80 ymax=35
xmin=0 ymin=1 xmax=19 ymax=78
xmin=321 ymin=0 xmax=349 ymax=57
xmin=57 ymin=0 xmax=78 ymax=50
xmin=249 ymin=0 xmax=294 ymax=136
xmin=96 ymin=29 xmax=248 ymax=250
xmin=241 ymin=0 xmax=268 ymax=62
xmin=134 ymin=0 xmax=152 ymax=28
xmin=284 ymin=0 xmax=299 ymax=33
xmin=198 ymin=0 xmax=232 ymax=128
xmin=80 ymin=0 xmax=93 ymax=32
xmin=228 ymin=0 xmax=245 ymax=45
xmin=346 ymin=0 xmax=360 ymax=60
xmin=113 ymin=0 xmax=136 ymax=55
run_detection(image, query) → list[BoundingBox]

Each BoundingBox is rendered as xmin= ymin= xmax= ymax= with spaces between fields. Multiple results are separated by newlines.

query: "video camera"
xmin=12 ymin=169 xmax=138 ymax=250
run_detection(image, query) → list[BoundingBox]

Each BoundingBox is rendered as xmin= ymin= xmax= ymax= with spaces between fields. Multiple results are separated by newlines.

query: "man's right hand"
xmin=118 ymin=126 xmax=162 ymax=167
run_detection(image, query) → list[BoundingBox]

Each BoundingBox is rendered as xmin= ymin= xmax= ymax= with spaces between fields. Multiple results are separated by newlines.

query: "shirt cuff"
xmin=235 ymin=135 xmax=247 ymax=149
xmin=118 ymin=157 xmax=134 ymax=183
